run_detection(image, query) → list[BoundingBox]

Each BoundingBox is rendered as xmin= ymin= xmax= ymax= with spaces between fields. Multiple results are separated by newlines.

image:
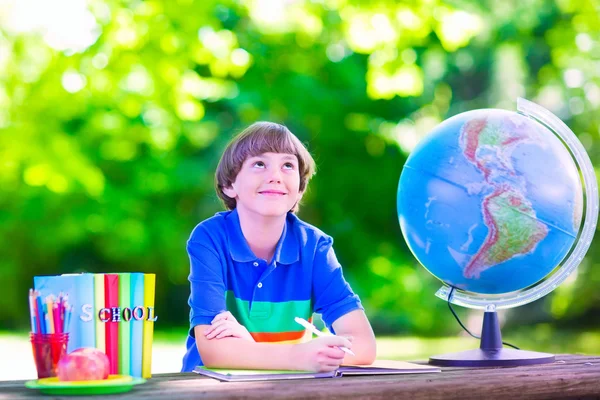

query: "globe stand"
xmin=429 ymin=311 xmax=555 ymax=367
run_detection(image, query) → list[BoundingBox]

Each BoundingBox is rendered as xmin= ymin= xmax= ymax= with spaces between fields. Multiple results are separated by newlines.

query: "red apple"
xmin=56 ymin=348 xmax=110 ymax=381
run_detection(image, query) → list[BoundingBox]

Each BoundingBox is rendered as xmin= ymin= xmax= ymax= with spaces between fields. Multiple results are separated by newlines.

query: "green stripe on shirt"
xmin=226 ymin=291 xmax=312 ymax=333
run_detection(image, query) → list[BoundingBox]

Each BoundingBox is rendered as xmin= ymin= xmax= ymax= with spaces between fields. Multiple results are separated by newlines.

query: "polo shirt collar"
xmin=225 ymin=208 xmax=299 ymax=265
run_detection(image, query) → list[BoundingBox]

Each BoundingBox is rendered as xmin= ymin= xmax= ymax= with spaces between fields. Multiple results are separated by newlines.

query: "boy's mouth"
xmin=259 ymin=190 xmax=287 ymax=196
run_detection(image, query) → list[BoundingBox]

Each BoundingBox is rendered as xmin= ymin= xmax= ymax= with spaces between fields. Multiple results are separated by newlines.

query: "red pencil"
xmin=33 ymin=290 xmax=41 ymax=334
xmin=57 ymin=293 xmax=64 ymax=333
xmin=53 ymin=303 xmax=61 ymax=334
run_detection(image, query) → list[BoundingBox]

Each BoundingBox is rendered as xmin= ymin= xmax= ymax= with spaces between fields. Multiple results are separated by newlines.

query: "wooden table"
xmin=2 ymin=354 xmax=599 ymax=399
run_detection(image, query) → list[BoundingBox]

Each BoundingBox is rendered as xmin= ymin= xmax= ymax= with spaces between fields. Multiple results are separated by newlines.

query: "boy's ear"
xmin=222 ymin=185 xmax=237 ymax=199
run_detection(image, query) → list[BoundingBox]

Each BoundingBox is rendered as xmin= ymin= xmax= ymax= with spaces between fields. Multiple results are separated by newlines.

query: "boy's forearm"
xmin=341 ymin=333 xmax=377 ymax=365
xmin=331 ymin=309 xmax=377 ymax=365
xmin=197 ymin=337 xmax=298 ymax=370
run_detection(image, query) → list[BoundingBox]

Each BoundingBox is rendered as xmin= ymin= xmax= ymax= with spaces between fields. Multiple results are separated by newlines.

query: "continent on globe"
xmin=460 ymin=116 xmax=537 ymax=180
xmin=463 ymin=184 xmax=549 ymax=279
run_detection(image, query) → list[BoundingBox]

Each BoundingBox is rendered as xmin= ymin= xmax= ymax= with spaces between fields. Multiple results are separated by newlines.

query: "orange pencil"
xmin=46 ymin=296 xmax=55 ymax=334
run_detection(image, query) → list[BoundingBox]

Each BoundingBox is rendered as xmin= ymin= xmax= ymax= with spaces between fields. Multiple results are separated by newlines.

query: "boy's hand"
xmin=204 ymin=311 xmax=255 ymax=342
xmin=292 ymin=336 xmax=353 ymax=372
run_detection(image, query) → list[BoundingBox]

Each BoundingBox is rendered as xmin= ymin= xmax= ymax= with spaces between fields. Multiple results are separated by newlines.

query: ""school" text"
xmin=80 ymin=305 xmax=158 ymax=322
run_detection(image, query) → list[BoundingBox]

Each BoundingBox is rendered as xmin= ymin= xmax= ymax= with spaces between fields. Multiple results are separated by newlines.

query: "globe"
xmin=397 ymin=98 xmax=598 ymax=366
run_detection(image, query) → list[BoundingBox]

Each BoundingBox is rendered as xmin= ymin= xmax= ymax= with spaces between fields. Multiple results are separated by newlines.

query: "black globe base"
xmin=430 ymin=347 xmax=555 ymax=367
xmin=429 ymin=311 xmax=555 ymax=367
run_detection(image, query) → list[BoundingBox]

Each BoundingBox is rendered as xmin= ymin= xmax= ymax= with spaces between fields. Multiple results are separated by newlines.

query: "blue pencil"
xmin=63 ymin=305 xmax=73 ymax=334
xmin=36 ymin=295 xmax=46 ymax=334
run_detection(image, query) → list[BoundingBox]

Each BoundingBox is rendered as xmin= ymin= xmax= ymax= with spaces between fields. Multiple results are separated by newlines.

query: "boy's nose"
xmin=267 ymin=168 xmax=282 ymax=183
xmin=268 ymin=175 xmax=282 ymax=183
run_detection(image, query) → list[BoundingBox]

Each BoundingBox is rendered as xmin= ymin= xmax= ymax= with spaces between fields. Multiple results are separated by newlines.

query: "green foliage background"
xmin=1 ymin=0 xmax=599 ymax=336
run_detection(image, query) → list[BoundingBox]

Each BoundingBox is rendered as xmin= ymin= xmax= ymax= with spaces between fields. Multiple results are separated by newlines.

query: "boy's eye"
xmin=252 ymin=161 xmax=265 ymax=168
xmin=283 ymin=162 xmax=295 ymax=170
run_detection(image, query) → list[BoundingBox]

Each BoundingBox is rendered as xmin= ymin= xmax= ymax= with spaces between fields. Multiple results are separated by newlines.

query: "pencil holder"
xmin=30 ymin=332 xmax=69 ymax=379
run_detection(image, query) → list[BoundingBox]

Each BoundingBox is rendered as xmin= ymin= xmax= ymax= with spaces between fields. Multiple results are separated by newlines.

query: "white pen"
xmin=294 ymin=317 xmax=356 ymax=356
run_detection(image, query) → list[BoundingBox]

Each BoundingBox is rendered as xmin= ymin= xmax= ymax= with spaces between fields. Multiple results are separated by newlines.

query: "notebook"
xmin=194 ymin=360 xmax=440 ymax=382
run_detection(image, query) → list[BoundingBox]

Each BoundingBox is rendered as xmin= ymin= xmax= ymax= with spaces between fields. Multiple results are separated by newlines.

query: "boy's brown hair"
xmin=215 ymin=121 xmax=316 ymax=213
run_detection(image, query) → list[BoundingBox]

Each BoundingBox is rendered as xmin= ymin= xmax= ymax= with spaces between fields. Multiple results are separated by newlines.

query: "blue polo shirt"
xmin=180 ymin=208 xmax=363 ymax=372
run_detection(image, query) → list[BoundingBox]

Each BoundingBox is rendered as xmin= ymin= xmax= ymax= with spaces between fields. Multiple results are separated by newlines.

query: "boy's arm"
xmin=331 ymin=309 xmax=377 ymax=365
xmin=194 ymin=325 xmax=352 ymax=372
xmin=311 ymin=237 xmax=376 ymax=365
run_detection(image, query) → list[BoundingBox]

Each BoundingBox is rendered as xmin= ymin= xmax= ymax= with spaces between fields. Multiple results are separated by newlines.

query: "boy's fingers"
xmin=322 ymin=335 xmax=352 ymax=349
xmin=209 ymin=320 xmax=229 ymax=330
xmin=225 ymin=311 xmax=237 ymax=322
xmin=322 ymin=347 xmax=345 ymax=360
xmin=206 ymin=325 xmax=227 ymax=339
xmin=212 ymin=311 xmax=229 ymax=322
xmin=216 ymin=329 xmax=237 ymax=339
xmin=211 ymin=313 xmax=226 ymax=324
xmin=206 ymin=322 xmax=232 ymax=337
xmin=212 ymin=311 xmax=237 ymax=324
xmin=321 ymin=363 xmax=341 ymax=372
xmin=204 ymin=325 xmax=216 ymax=335
xmin=215 ymin=330 xmax=228 ymax=339
xmin=206 ymin=318 xmax=246 ymax=338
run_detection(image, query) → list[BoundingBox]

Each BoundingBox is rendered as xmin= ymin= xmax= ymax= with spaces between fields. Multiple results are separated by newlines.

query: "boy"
xmin=181 ymin=122 xmax=376 ymax=372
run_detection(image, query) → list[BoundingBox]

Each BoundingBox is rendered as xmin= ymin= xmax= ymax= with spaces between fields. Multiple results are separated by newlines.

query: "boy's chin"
xmin=253 ymin=205 xmax=292 ymax=218
xmin=260 ymin=209 xmax=290 ymax=218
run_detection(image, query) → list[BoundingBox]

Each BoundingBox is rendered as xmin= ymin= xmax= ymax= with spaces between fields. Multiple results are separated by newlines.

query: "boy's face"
xmin=223 ymin=152 xmax=303 ymax=218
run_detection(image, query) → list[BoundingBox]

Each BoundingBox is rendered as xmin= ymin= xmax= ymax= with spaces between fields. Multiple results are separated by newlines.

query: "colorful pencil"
xmin=53 ymin=303 xmax=61 ymax=334
xmin=64 ymin=304 xmax=73 ymax=334
xmin=33 ymin=290 xmax=41 ymax=334
xmin=44 ymin=304 xmax=51 ymax=334
xmin=46 ymin=296 xmax=55 ymax=334
xmin=29 ymin=290 xmax=76 ymax=336
xmin=57 ymin=293 xmax=64 ymax=333
xmin=28 ymin=289 xmax=36 ymax=333
xmin=36 ymin=294 xmax=46 ymax=334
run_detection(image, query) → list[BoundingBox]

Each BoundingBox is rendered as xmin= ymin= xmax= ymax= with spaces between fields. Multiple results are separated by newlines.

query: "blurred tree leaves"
xmin=0 ymin=0 xmax=599 ymax=335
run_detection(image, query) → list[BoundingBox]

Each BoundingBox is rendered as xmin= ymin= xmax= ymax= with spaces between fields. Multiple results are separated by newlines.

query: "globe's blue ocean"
xmin=397 ymin=110 xmax=582 ymax=295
